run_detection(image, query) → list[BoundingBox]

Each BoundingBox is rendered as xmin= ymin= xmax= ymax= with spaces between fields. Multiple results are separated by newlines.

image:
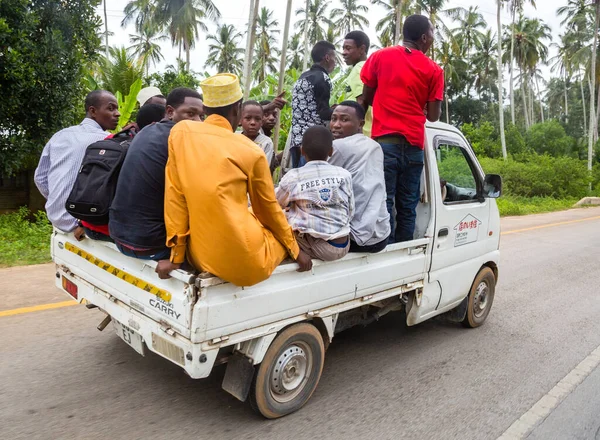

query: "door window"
xmin=436 ymin=141 xmax=481 ymax=204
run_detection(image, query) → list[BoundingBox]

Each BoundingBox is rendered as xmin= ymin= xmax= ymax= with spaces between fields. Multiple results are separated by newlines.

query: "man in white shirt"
xmin=276 ymin=126 xmax=354 ymax=261
xmin=34 ymin=90 xmax=120 ymax=239
xmin=329 ymin=101 xmax=390 ymax=253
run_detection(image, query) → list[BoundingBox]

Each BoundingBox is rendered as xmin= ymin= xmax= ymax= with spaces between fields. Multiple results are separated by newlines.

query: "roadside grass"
xmin=0 ymin=197 xmax=588 ymax=268
xmin=0 ymin=207 xmax=53 ymax=267
xmin=497 ymin=196 xmax=578 ymax=216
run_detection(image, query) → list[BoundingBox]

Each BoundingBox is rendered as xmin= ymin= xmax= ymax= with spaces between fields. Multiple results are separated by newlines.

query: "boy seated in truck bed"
xmin=275 ymin=126 xmax=355 ymax=261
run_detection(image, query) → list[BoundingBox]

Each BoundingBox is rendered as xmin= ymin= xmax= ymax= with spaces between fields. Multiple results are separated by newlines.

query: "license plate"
xmin=113 ymin=320 xmax=145 ymax=356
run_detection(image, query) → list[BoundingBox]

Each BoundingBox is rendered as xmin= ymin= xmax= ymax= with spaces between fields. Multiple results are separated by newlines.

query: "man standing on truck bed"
xmin=34 ymin=90 xmax=120 ymax=240
xmin=160 ymin=73 xmax=312 ymax=284
xmin=361 ymin=14 xmax=444 ymax=243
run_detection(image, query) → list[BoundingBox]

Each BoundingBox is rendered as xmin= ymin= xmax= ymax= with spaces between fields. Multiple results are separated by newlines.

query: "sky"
xmin=98 ymin=0 xmax=568 ymax=84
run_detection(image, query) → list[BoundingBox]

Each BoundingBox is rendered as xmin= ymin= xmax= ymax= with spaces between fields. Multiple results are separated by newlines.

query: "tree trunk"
xmin=582 ymin=72 xmax=587 ymax=137
xmin=521 ymin=67 xmax=530 ymax=129
xmin=595 ymin=79 xmax=600 ymax=142
xmin=529 ymin=80 xmax=535 ymax=124
xmin=302 ymin=0 xmax=311 ymax=71
xmin=445 ymin=93 xmax=450 ymax=124
xmin=564 ymin=73 xmax=569 ymax=120
xmin=497 ymin=0 xmax=507 ymax=160
xmin=394 ymin=0 xmax=403 ymax=46
xmin=509 ymin=8 xmax=516 ymax=125
xmin=103 ymin=0 xmax=109 ymax=59
xmin=178 ymin=41 xmax=182 ymax=61
xmin=588 ymin=0 xmax=599 ymax=172
xmin=185 ymin=40 xmax=190 ymax=70
xmin=535 ymin=75 xmax=544 ymax=123
xmin=243 ymin=0 xmax=258 ymax=96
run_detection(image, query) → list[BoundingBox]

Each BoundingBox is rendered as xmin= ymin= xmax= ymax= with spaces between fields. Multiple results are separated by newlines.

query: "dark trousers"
xmin=290 ymin=146 xmax=307 ymax=168
xmin=115 ymin=242 xmax=171 ymax=261
xmin=349 ymin=237 xmax=389 ymax=253
xmin=83 ymin=227 xmax=113 ymax=243
xmin=378 ymin=137 xmax=424 ymax=243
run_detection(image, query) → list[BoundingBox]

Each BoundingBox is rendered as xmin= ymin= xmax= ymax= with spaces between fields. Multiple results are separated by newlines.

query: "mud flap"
xmin=445 ymin=296 xmax=468 ymax=323
xmin=222 ymin=351 xmax=255 ymax=402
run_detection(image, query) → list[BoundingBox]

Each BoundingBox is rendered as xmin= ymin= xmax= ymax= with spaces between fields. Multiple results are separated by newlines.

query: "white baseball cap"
xmin=137 ymin=86 xmax=163 ymax=106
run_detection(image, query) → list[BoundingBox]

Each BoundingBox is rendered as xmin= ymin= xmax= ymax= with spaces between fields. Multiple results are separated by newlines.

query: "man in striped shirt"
xmin=34 ymin=90 xmax=120 ymax=239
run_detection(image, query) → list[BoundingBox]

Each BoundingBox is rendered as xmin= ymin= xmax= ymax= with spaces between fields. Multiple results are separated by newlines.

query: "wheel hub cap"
xmin=270 ymin=345 xmax=309 ymax=399
xmin=473 ymin=281 xmax=489 ymax=318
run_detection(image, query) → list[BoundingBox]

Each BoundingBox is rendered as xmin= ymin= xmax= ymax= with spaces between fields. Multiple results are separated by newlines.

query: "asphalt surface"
xmin=2 ymin=207 xmax=600 ymax=440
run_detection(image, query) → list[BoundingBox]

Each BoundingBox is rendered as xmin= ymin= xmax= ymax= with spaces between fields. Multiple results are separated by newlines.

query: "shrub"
xmin=462 ymin=122 xmax=501 ymax=158
xmin=479 ymin=153 xmax=591 ymax=199
xmin=525 ymin=120 xmax=576 ymax=157
xmin=0 ymin=207 xmax=53 ymax=267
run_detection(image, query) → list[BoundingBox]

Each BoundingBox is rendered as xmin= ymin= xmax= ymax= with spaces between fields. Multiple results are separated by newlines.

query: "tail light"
xmin=62 ymin=276 xmax=78 ymax=300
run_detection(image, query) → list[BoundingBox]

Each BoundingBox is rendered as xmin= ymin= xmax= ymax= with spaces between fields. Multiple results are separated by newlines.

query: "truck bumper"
xmin=56 ymin=265 xmax=218 ymax=379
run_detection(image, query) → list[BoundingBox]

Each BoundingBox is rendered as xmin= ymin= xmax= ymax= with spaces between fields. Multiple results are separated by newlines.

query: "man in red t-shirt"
xmin=361 ymin=14 xmax=444 ymax=243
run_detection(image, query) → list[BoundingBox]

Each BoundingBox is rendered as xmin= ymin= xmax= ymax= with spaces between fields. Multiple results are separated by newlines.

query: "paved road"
xmin=2 ymin=207 xmax=600 ymax=440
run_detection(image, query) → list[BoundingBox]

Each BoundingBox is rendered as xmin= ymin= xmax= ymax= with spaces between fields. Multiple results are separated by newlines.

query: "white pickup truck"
xmin=52 ymin=121 xmax=502 ymax=419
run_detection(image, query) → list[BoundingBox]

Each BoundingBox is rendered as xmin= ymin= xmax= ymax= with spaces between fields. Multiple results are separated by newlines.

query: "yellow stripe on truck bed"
xmin=65 ymin=242 xmax=172 ymax=302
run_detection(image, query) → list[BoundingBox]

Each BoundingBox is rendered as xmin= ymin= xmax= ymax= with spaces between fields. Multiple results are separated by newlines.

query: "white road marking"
xmin=497 ymin=345 xmax=600 ymax=439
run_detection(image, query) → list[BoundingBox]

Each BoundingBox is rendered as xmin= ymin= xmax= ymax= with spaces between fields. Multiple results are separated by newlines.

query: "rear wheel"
xmin=462 ymin=267 xmax=496 ymax=328
xmin=249 ymin=323 xmax=325 ymax=419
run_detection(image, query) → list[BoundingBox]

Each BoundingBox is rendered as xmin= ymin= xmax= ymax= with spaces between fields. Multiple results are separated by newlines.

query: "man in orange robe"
xmin=158 ymin=73 xmax=312 ymax=286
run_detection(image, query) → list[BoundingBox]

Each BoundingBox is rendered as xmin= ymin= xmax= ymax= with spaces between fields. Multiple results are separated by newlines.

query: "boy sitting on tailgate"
xmin=276 ymin=126 xmax=354 ymax=261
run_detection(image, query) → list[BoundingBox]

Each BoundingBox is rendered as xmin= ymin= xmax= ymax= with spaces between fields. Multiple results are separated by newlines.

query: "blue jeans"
xmin=379 ymin=139 xmax=424 ymax=243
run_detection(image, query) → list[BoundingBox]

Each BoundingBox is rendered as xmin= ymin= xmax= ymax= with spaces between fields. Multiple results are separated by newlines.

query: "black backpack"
xmin=65 ymin=130 xmax=134 ymax=225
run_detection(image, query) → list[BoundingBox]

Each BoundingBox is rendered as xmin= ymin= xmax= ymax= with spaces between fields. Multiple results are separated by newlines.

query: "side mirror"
xmin=483 ymin=174 xmax=502 ymax=198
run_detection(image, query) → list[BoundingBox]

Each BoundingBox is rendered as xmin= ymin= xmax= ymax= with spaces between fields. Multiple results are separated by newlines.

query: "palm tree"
xmin=295 ymin=0 xmax=332 ymax=45
xmin=549 ymin=35 xmax=573 ymax=120
xmin=253 ymin=7 xmax=280 ymax=84
xmin=128 ymin=25 xmax=169 ymax=78
xmin=446 ymin=6 xmax=486 ymax=58
xmin=205 ymin=24 xmax=245 ymax=76
xmin=100 ymin=47 xmax=145 ymax=96
xmin=122 ymin=0 xmax=156 ymax=33
xmin=472 ymin=29 xmax=499 ymax=101
xmin=287 ymin=33 xmax=303 ymax=70
xmin=436 ymin=39 xmax=467 ymax=123
xmin=330 ymin=0 xmax=369 ymax=35
xmin=504 ymin=16 xmax=551 ymax=128
xmin=154 ymin=0 xmax=221 ymax=70
xmin=496 ymin=0 xmax=507 ymax=159
xmin=507 ymin=1 xmax=536 ymax=124
xmin=371 ymin=0 xmax=415 ymax=46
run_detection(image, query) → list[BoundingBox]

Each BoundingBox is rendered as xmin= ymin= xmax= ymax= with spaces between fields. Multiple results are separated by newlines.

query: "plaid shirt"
xmin=276 ymin=161 xmax=354 ymax=240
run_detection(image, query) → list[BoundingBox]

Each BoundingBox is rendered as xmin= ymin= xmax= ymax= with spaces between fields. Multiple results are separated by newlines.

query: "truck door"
xmin=428 ymin=134 xmax=492 ymax=310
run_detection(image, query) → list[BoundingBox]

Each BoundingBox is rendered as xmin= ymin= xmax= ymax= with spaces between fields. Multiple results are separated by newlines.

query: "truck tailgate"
xmin=52 ymin=230 xmax=196 ymax=338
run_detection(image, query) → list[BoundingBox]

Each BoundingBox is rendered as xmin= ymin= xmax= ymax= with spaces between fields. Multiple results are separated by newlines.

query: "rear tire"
xmin=249 ymin=323 xmax=325 ymax=419
xmin=462 ymin=267 xmax=496 ymax=328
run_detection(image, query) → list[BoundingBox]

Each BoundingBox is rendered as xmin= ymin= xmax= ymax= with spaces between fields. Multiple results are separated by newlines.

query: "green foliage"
xmin=496 ymin=196 xmax=578 ymax=216
xmin=480 ymin=154 xmax=592 ymax=199
xmin=147 ymin=60 xmax=202 ymax=95
xmin=462 ymin=122 xmax=502 ymax=158
xmin=115 ymin=79 xmax=143 ymax=131
xmin=97 ymin=46 xmax=144 ymax=96
xmin=0 ymin=208 xmax=53 ymax=267
xmin=525 ymin=120 xmax=577 ymax=157
xmin=0 ymin=0 xmax=102 ymax=175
